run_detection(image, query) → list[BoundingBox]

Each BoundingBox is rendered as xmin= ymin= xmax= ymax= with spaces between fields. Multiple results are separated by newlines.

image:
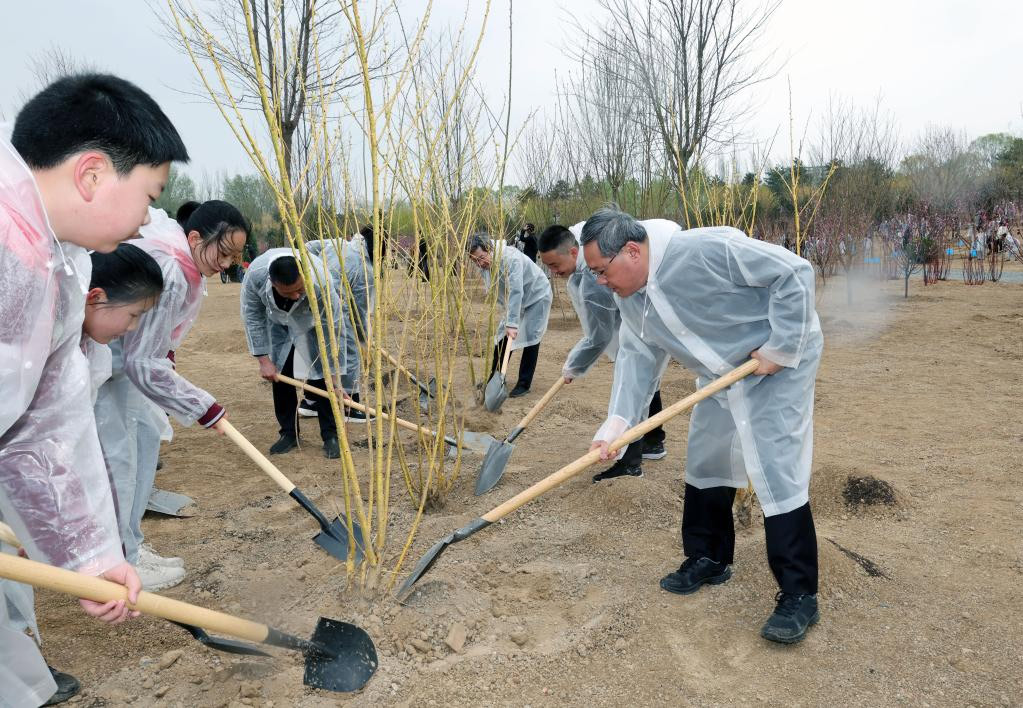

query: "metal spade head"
xmin=170 ymin=621 xmax=271 ymax=657
xmin=417 ymin=376 xmax=438 ymax=410
xmin=475 ymin=439 xmax=515 ymax=495
xmin=314 ymin=517 xmax=366 ymax=564
xmin=146 ymin=489 xmax=197 ymax=517
xmin=303 ymin=618 xmax=378 ymax=693
xmin=459 ymin=430 xmax=499 ymax=455
xmin=395 ymin=518 xmax=492 ymax=598
xmin=483 ymin=372 xmax=508 ymax=412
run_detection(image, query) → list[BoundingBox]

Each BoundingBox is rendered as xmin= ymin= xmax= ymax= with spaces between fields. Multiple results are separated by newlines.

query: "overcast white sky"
xmin=2 ymin=0 xmax=1021 ymax=184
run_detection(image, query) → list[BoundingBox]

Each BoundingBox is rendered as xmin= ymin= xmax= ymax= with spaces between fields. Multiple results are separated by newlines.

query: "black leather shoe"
xmin=509 ymin=384 xmax=530 ymax=397
xmin=659 ymin=557 xmax=732 ymax=595
xmin=269 ymin=435 xmax=298 ymax=455
xmin=323 ymin=436 xmax=341 ymax=459
xmin=592 ymin=460 xmax=643 ymax=482
xmin=760 ymin=592 xmax=819 ymax=644
xmin=42 ymin=666 xmax=80 ymax=705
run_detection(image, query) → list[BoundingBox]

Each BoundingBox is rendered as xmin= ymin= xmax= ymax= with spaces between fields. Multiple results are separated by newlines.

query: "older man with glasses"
xmin=581 ymin=207 xmax=824 ymax=645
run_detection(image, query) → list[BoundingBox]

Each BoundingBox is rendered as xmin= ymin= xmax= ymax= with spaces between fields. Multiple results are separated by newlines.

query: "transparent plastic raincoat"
xmin=305 ymin=238 xmax=371 ymax=391
xmin=479 ymin=239 xmax=552 ymax=350
xmin=241 ymin=248 xmax=345 ymax=381
xmin=561 ymin=222 xmax=621 ymax=379
xmin=594 ymin=225 xmax=823 ymax=517
xmin=94 ymin=208 xmax=220 ymax=563
xmin=0 ymin=136 xmax=122 ymax=706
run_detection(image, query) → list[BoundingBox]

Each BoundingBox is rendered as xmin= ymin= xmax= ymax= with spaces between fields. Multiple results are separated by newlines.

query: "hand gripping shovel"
xmin=275 ymin=374 xmax=494 ymax=456
xmin=215 ymin=419 xmax=365 ymax=563
xmin=397 ymin=360 xmax=760 ymax=598
xmin=483 ymin=340 xmax=514 ymax=412
xmin=475 ymin=377 xmax=566 ymax=495
xmin=0 ymin=552 xmax=377 ymax=693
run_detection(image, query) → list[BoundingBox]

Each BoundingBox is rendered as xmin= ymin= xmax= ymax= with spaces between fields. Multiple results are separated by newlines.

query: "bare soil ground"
xmin=33 ymin=262 xmax=1023 ymax=707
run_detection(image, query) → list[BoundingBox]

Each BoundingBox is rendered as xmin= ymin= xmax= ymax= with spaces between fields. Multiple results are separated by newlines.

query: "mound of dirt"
xmin=843 ymin=474 xmax=898 ymax=508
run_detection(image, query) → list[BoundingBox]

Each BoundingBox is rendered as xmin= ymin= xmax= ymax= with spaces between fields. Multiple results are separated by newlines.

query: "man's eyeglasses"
xmin=589 ymin=247 xmax=624 ymax=278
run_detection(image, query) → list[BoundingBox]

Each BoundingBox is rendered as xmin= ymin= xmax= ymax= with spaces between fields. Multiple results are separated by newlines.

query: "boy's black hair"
xmin=538 ymin=224 xmax=575 ymax=254
xmin=183 ymin=200 xmax=251 ymax=259
xmin=360 ymin=224 xmax=387 ymax=264
xmin=12 ymin=73 xmax=188 ymax=174
xmin=268 ymin=255 xmax=301 ymax=285
xmin=175 ymin=200 xmax=201 ymax=226
xmin=89 ymin=242 xmax=164 ymax=304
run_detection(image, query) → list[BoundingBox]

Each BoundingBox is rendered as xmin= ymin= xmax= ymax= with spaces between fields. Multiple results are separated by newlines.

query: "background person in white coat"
xmin=581 ymin=208 xmax=824 ymax=645
xmin=241 ymin=249 xmax=346 ymax=458
xmin=537 ymin=223 xmax=669 ymax=481
xmin=467 ymin=233 xmax=552 ymax=397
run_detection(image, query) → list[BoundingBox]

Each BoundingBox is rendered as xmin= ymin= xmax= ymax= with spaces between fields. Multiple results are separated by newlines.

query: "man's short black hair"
xmin=12 ymin=73 xmax=189 ymax=174
xmin=538 ymin=224 xmax=575 ymax=254
xmin=268 ymin=255 xmax=301 ymax=285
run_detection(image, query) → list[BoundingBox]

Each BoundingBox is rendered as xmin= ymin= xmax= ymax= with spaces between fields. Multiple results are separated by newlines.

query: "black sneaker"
xmin=298 ymin=399 xmax=319 ymax=418
xmin=641 ymin=441 xmax=667 ymax=460
xmin=659 ymin=557 xmax=732 ymax=595
xmin=760 ymin=592 xmax=819 ymax=644
xmin=509 ymin=384 xmax=530 ymax=398
xmin=592 ymin=460 xmax=643 ymax=483
xmin=269 ymin=435 xmax=298 ymax=455
xmin=42 ymin=666 xmax=80 ymax=705
xmin=323 ymin=436 xmax=340 ymax=459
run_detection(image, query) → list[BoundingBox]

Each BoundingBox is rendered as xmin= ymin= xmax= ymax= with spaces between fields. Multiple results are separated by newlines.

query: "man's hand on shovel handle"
xmin=257 ymin=355 xmax=279 ymax=382
xmin=750 ymin=349 xmax=783 ymax=376
xmin=590 ymin=440 xmax=612 ymax=461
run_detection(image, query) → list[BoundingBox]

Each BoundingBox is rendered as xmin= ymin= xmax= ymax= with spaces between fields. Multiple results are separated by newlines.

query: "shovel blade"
xmin=171 ymin=621 xmax=271 ymax=657
xmin=395 ymin=517 xmax=492 ymax=598
xmin=460 ymin=431 xmax=498 ymax=455
xmin=314 ymin=517 xmax=366 ymax=564
xmin=304 ymin=618 xmax=378 ymax=693
xmin=475 ymin=440 xmax=515 ymax=495
xmin=146 ymin=488 xmax=197 ymax=517
xmin=483 ymin=373 xmax=508 ymax=412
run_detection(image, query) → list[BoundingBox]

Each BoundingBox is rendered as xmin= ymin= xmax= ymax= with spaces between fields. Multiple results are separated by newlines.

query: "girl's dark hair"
xmin=360 ymin=224 xmax=387 ymax=263
xmin=90 ymin=242 xmax=164 ymax=304
xmin=182 ymin=199 xmax=251 ymax=259
xmin=175 ymin=200 xmax=201 ymax=226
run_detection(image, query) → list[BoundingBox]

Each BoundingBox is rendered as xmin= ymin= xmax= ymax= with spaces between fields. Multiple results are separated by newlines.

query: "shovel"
xmin=483 ymin=340 xmax=514 ymax=412
xmin=215 ymin=419 xmax=365 ymax=563
xmin=275 ymin=374 xmax=493 ymax=456
xmin=396 ymin=360 xmax=760 ymax=598
xmin=379 ymin=348 xmax=437 ymax=409
xmin=475 ymin=377 xmax=566 ymax=495
xmin=0 ymin=551 xmax=377 ymax=692
xmin=0 ymin=521 xmax=21 ymax=548
xmin=146 ymin=488 xmax=197 ymax=517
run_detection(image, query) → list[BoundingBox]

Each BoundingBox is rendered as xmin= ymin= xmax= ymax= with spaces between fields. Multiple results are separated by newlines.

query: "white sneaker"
xmin=139 ymin=543 xmax=184 ymax=569
xmin=137 ymin=559 xmax=185 ymax=592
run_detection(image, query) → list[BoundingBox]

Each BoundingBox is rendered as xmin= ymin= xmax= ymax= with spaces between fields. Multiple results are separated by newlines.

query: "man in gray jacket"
xmin=241 ymin=249 xmax=345 ymax=458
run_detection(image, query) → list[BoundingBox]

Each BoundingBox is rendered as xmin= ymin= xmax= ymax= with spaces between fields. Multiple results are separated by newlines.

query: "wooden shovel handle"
xmin=499 ymin=338 xmax=514 ymax=377
xmin=513 ymin=377 xmax=565 ymax=432
xmin=275 ymin=374 xmax=443 ymax=441
xmin=0 ymin=521 xmax=21 ymax=548
xmin=0 ymin=552 xmax=270 ymax=643
xmin=482 ymin=360 xmax=760 ymax=523
xmin=215 ymin=419 xmax=296 ymax=494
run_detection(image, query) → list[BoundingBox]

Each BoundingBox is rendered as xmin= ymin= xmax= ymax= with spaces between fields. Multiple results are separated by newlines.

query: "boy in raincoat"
xmin=582 ymin=207 xmax=823 ymax=645
xmin=538 ymin=222 xmax=676 ymax=481
xmin=0 ymin=73 xmax=187 ymax=707
xmin=467 ymin=233 xmax=552 ymax=397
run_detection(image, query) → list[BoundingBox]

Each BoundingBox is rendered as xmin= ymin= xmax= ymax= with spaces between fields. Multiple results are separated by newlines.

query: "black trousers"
xmin=491 ymin=337 xmax=540 ymax=390
xmin=272 ymin=347 xmax=337 ymax=441
xmin=621 ymin=390 xmax=666 ymax=466
xmin=681 ymin=483 xmax=818 ymax=595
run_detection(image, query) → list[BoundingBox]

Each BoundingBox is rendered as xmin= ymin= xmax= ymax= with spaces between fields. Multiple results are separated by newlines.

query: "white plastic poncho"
xmin=595 ymin=225 xmax=823 ymax=517
xmin=478 ymin=240 xmax=552 ymax=350
xmin=94 ymin=208 xmax=218 ymax=563
xmin=305 ymin=238 xmax=372 ymax=391
xmin=241 ymin=248 xmax=345 ymax=380
xmin=0 ymin=136 xmax=123 ymax=706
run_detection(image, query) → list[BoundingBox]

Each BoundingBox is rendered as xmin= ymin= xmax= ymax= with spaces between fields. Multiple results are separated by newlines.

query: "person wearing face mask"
xmin=240 ymin=249 xmax=346 ymax=458
xmin=581 ymin=207 xmax=824 ymax=645
xmin=537 ymin=222 xmax=675 ymax=481
xmin=94 ymin=201 xmax=250 ymax=592
xmin=1 ymin=73 xmax=187 ymax=708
